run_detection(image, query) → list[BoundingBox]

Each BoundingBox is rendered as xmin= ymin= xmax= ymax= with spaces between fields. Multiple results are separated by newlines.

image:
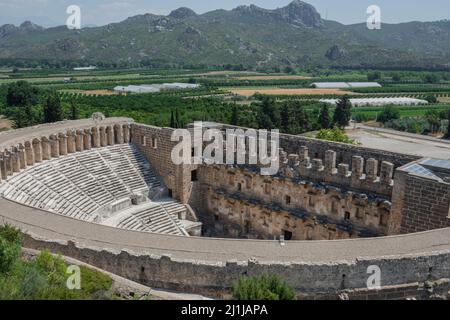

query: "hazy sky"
xmin=0 ymin=0 xmax=449 ymax=27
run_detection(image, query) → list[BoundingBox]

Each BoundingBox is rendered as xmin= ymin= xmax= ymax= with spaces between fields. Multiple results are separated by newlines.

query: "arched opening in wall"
xmin=237 ymin=183 xmax=242 ymax=191
xmin=283 ymin=230 xmax=293 ymax=240
xmin=285 ymin=195 xmax=291 ymax=205
xmin=244 ymin=221 xmax=251 ymax=234
xmin=228 ymin=172 xmax=235 ymax=186
xmin=356 ymin=207 xmax=364 ymax=219
xmin=331 ymin=199 xmax=339 ymax=215
xmin=168 ymin=189 xmax=173 ymax=198
xmin=309 ymin=195 xmax=315 ymax=207
xmin=152 ymin=137 xmax=158 ymax=149
xmin=264 ymin=182 xmax=271 ymax=195
xmin=191 ymin=170 xmax=198 ymax=182
xmin=379 ymin=209 xmax=389 ymax=227
xmin=305 ymin=226 xmax=314 ymax=240
xmin=328 ymin=228 xmax=336 ymax=240
xmin=141 ymin=136 xmax=147 ymax=146
xmin=244 ymin=176 xmax=252 ymax=190
xmin=345 ymin=212 xmax=351 ymax=220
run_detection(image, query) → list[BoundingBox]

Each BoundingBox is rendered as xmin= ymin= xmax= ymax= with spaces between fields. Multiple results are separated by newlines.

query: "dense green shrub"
xmin=385 ymin=118 xmax=428 ymax=134
xmin=232 ymin=274 xmax=296 ymax=300
xmin=0 ymin=224 xmax=114 ymax=300
xmin=315 ymin=128 xmax=358 ymax=145
xmin=424 ymin=94 xmax=438 ymax=103
xmin=0 ymin=237 xmax=21 ymax=273
xmin=0 ymin=224 xmax=22 ymax=244
xmin=367 ymin=71 xmax=382 ymax=82
xmin=376 ymin=106 xmax=401 ymax=123
xmin=353 ymin=113 xmax=376 ymax=123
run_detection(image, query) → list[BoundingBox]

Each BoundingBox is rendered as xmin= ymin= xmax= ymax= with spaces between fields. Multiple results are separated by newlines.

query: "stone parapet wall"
xmin=0 ymin=118 xmax=133 ymax=183
xmin=216 ymin=124 xmax=419 ymax=170
xmin=20 ymin=230 xmax=450 ymax=298
xmin=277 ymin=147 xmax=394 ymax=196
xmin=278 ymin=134 xmax=419 ymax=170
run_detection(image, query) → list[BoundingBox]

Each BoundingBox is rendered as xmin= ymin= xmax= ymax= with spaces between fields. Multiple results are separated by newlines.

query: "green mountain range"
xmin=1 ymin=0 xmax=450 ymax=70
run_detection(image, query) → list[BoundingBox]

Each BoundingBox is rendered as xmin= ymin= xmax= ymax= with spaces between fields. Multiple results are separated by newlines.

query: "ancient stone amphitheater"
xmin=0 ymin=115 xmax=449 ymax=299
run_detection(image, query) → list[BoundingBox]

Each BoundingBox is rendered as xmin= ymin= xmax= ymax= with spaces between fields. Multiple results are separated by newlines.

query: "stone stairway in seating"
xmin=0 ymin=144 xmax=190 ymax=236
xmin=115 ymin=200 xmax=188 ymax=236
xmin=120 ymin=144 xmax=162 ymax=189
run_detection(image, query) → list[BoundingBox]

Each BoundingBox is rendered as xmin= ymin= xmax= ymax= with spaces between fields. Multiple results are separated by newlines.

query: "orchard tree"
xmin=367 ymin=71 xmax=381 ymax=82
xmin=376 ymin=106 xmax=400 ymax=124
xmin=6 ymin=81 xmax=39 ymax=108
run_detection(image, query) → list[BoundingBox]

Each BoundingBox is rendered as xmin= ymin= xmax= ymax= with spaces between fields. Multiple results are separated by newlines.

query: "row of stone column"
xmin=0 ymin=124 xmax=131 ymax=182
xmin=279 ymin=146 xmax=394 ymax=185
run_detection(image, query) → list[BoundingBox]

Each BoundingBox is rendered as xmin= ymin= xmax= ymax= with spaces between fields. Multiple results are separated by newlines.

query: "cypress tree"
xmin=170 ymin=110 xmax=176 ymax=128
xmin=318 ymin=104 xmax=331 ymax=129
xmin=445 ymin=110 xmax=450 ymax=139
xmin=295 ymin=104 xmax=310 ymax=133
xmin=69 ymin=102 xmax=78 ymax=120
xmin=175 ymin=108 xmax=182 ymax=128
xmin=280 ymin=102 xmax=291 ymax=133
xmin=333 ymin=96 xmax=352 ymax=129
xmin=231 ymin=104 xmax=239 ymax=126
xmin=257 ymin=97 xmax=280 ymax=130
xmin=43 ymin=92 xmax=63 ymax=123
xmin=26 ymin=103 xmax=35 ymax=126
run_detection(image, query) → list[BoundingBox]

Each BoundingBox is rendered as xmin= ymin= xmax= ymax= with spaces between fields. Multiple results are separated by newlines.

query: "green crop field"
xmin=0 ymin=67 xmax=449 ymax=137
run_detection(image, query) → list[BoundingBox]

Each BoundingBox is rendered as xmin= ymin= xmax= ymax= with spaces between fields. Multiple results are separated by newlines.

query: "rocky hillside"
xmin=0 ymin=0 xmax=449 ymax=69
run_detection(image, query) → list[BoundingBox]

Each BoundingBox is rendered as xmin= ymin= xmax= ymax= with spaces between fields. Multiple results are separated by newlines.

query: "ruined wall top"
xmin=210 ymin=123 xmax=420 ymax=169
xmin=0 ymin=116 xmax=134 ymax=150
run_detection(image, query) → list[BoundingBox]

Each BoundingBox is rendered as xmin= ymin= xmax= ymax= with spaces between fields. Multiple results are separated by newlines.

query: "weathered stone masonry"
xmin=0 ymin=118 xmax=449 ymax=299
xmin=128 ymin=123 xmax=449 ymax=240
xmin=0 ymin=121 xmax=133 ymax=183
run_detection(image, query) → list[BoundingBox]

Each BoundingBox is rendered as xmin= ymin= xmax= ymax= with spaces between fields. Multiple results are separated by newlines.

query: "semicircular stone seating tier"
xmin=0 ymin=143 xmax=188 ymax=236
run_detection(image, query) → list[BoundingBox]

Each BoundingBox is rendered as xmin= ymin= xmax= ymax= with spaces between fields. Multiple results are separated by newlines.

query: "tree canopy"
xmin=333 ymin=96 xmax=352 ymax=129
xmin=233 ymin=274 xmax=296 ymax=300
xmin=43 ymin=92 xmax=63 ymax=123
xmin=6 ymin=81 xmax=39 ymax=108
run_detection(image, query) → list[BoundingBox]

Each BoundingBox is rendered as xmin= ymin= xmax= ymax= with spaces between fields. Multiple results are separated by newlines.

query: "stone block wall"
xmin=217 ymin=124 xmax=419 ymax=169
xmin=278 ymin=134 xmax=418 ymax=170
xmin=198 ymin=164 xmax=390 ymax=239
xmin=277 ymin=148 xmax=395 ymax=196
xmin=131 ymin=124 xmax=197 ymax=203
xmin=391 ymin=171 xmax=450 ymax=234
xmin=21 ymin=232 xmax=450 ymax=299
